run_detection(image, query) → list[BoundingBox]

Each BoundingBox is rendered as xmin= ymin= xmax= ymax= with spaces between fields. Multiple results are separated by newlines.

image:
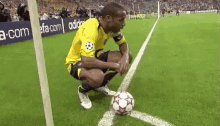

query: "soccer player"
xmin=65 ymin=2 xmax=132 ymax=109
xmin=161 ymin=8 xmax=166 ymax=17
xmin=217 ymin=6 xmax=219 ymax=14
xmin=176 ymin=8 xmax=180 ymax=16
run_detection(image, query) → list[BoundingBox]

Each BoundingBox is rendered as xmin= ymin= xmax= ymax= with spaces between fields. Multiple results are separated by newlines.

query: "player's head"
xmin=0 ymin=1 xmax=4 ymax=12
xmin=100 ymin=2 xmax=126 ymax=33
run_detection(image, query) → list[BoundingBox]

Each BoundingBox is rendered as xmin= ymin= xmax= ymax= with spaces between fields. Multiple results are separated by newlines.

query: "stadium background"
xmin=0 ymin=0 xmax=219 ymax=22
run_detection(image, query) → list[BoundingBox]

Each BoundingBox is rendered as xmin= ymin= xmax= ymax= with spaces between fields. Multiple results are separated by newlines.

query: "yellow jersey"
xmin=65 ymin=18 xmax=126 ymax=72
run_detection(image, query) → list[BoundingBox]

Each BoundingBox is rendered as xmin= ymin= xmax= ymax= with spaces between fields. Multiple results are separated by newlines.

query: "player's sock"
xmin=101 ymin=71 xmax=118 ymax=87
xmin=80 ymin=81 xmax=94 ymax=93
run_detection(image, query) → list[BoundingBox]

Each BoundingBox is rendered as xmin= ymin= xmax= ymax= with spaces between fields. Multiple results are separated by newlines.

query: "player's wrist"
xmin=108 ymin=62 xmax=119 ymax=69
xmin=112 ymin=63 xmax=120 ymax=69
xmin=121 ymin=53 xmax=129 ymax=63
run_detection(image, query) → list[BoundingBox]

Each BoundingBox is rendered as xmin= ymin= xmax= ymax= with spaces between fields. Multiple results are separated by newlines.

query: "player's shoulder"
xmin=79 ymin=18 xmax=100 ymax=38
xmin=81 ymin=18 xmax=99 ymax=29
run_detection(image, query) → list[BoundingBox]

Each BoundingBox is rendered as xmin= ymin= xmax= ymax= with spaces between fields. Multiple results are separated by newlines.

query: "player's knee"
xmin=89 ymin=69 xmax=104 ymax=88
xmin=106 ymin=51 xmax=132 ymax=64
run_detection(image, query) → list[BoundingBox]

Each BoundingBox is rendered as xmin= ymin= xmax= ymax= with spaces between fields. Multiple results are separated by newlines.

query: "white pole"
xmin=27 ymin=0 xmax=54 ymax=126
xmin=158 ymin=1 xmax=160 ymax=18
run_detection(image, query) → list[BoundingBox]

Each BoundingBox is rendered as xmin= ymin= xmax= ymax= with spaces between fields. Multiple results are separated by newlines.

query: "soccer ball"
xmin=111 ymin=91 xmax=134 ymax=115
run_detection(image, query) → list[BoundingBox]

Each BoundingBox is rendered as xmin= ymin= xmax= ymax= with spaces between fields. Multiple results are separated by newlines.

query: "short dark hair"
xmin=100 ymin=2 xmax=125 ymax=17
xmin=0 ymin=1 xmax=4 ymax=11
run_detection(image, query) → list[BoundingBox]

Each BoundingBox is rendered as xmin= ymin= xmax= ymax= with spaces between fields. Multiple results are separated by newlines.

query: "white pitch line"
xmin=98 ymin=109 xmax=115 ymax=126
xmin=130 ymin=111 xmax=174 ymax=126
xmin=98 ymin=18 xmax=160 ymax=126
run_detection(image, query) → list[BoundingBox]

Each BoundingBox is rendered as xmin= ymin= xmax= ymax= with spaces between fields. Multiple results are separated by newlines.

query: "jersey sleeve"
xmin=80 ymin=25 xmax=98 ymax=58
xmin=111 ymin=32 xmax=126 ymax=45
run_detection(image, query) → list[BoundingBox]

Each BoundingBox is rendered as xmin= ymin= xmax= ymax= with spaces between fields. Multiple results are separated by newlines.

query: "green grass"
xmin=0 ymin=13 xmax=218 ymax=126
xmin=0 ymin=43 xmax=45 ymax=125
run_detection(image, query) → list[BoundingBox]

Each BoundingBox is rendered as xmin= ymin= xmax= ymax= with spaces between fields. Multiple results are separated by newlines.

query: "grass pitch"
xmin=0 ymin=13 xmax=218 ymax=126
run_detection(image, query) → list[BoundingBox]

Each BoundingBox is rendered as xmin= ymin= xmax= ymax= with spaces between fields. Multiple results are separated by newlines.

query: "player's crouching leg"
xmin=88 ymin=68 xmax=117 ymax=96
xmin=101 ymin=51 xmax=132 ymax=64
xmin=94 ymin=51 xmax=133 ymax=96
xmin=81 ymin=68 xmax=117 ymax=96
xmin=82 ymin=68 xmax=105 ymax=88
xmin=77 ymin=68 xmax=105 ymax=109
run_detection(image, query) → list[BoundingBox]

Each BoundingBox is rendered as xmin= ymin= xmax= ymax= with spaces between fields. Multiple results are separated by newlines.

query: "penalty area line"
xmin=98 ymin=17 xmax=161 ymax=126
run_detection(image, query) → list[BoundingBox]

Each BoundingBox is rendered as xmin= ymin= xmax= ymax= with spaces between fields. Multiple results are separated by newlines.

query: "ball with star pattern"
xmin=111 ymin=91 xmax=134 ymax=115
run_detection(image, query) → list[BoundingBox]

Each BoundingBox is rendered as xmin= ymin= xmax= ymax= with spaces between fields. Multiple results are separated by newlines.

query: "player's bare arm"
xmin=80 ymin=56 xmax=120 ymax=72
xmin=118 ymin=42 xmax=130 ymax=74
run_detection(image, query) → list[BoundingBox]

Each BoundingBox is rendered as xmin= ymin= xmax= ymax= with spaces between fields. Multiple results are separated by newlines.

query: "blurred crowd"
xmin=0 ymin=0 xmax=219 ymax=22
xmin=160 ymin=0 xmax=220 ymax=11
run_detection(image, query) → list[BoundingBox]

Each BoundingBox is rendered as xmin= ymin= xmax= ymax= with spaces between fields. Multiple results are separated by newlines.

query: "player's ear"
xmin=105 ymin=15 xmax=113 ymax=22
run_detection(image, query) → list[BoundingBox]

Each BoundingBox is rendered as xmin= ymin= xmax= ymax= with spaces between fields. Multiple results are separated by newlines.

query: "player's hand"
xmin=117 ymin=56 xmax=129 ymax=75
xmin=113 ymin=63 xmax=121 ymax=73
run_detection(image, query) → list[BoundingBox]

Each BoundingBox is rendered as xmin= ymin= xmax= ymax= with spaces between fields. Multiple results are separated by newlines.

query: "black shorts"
xmin=70 ymin=61 xmax=81 ymax=80
xmin=70 ymin=50 xmax=110 ymax=80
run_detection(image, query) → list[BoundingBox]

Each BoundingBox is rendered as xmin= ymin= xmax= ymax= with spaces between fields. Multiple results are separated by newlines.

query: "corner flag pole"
xmin=158 ymin=1 xmax=160 ymax=18
xmin=27 ymin=0 xmax=54 ymax=126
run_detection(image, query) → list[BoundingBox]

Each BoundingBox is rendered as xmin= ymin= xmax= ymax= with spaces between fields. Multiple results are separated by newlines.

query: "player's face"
xmin=110 ymin=10 xmax=126 ymax=33
xmin=0 ymin=4 xmax=3 ymax=11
